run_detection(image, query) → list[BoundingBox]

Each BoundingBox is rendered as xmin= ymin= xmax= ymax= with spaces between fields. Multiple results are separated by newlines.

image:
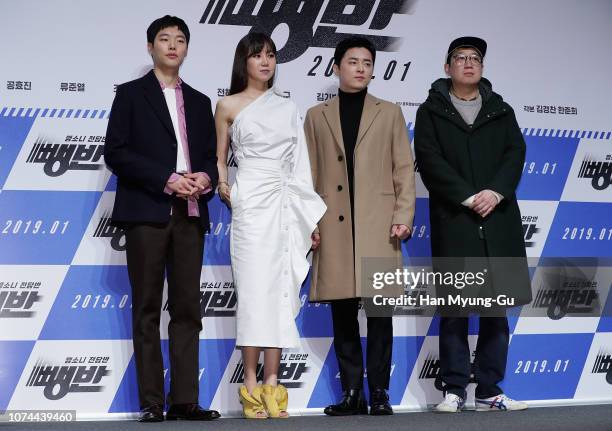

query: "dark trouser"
xmin=331 ymin=298 xmax=393 ymax=392
xmin=125 ymin=199 xmax=204 ymax=409
xmin=439 ymin=315 xmax=509 ymax=399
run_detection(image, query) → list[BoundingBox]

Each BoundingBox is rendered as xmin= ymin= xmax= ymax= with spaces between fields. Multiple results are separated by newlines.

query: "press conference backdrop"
xmin=0 ymin=0 xmax=611 ymax=419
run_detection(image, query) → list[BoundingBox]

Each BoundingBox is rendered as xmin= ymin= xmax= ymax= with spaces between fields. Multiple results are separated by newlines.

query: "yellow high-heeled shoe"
xmin=238 ymin=385 xmax=267 ymax=419
xmin=275 ymin=384 xmax=289 ymax=418
xmin=261 ymin=384 xmax=289 ymax=418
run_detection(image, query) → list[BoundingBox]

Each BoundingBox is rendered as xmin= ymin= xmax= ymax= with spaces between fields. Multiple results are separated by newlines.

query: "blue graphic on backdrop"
xmin=598 ymin=318 xmax=612 ymax=333
xmin=105 ymin=174 xmax=117 ymax=192
xmin=501 ymin=333 xmax=593 ymax=399
xmin=109 ymin=339 xmax=234 ymax=412
xmin=108 ymin=354 xmax=140 ymax=413
xmin=0 ymin=191 xmax=100 ymax=264
xmin=307 ymin=339 xmax=354 ymax=408
xmin=543 ymin=202 xmax=612 ymax=257
xmin=204 ymin=195 xmax=231 ymax=265
xmin=403 ymin=198 xmax=431 ymax=262
xmin=198 ymin=339 xmax=235 ymax=407
xmin=0 ymin=341 xmax=35 ymax=410
xmin=40 ymin=266 xmax=131 ymax=340
xmin=0 ymin=106 xmax=610 ymax=410
xmin=387 ymin=336 xmax=423 ymax=403
xmin=296 ymin=271 xmax=333 ymax=337
xmin=0 ymin=115 xmax=35 ymax=188
xmin=407 ymin=124 xmax=414 ymax=143
xmin=516 ymin=135 xmax=579 ymax=200
xmin=109 ymin=341 xmax=171 ymax=413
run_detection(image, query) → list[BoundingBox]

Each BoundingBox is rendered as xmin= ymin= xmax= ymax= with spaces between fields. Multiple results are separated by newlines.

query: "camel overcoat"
xmin=304 ymin=93 xmax=416 ymax=301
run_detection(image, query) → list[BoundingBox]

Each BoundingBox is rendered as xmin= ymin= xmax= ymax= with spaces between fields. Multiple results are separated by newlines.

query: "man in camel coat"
xmin=304 ymin=36 xmax=416 ymax=416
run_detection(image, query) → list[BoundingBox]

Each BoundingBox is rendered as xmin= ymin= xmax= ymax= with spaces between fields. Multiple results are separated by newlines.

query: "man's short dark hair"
xmin=147 ymin=15 xmax=190 ymax=45
xmin=334 ymin=36 xmax=376 ymax=66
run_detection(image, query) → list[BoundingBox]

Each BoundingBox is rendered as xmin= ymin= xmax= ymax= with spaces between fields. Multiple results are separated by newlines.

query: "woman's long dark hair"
xmin=229 ymin=32 xmax=277 ymax=95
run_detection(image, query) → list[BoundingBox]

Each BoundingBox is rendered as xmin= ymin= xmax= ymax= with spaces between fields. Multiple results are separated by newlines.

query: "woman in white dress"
xmin=215 ymin=33 xmax=326 ymax=419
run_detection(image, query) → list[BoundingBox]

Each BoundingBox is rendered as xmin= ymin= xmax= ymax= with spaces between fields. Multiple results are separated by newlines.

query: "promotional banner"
xmin=1 ymin=0 xmax=611 ymax=418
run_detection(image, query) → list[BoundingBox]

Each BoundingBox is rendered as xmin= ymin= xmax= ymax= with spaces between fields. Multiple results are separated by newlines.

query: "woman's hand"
xmin=219 ymin=182 xmax=231 ymax=207
xmin=311 ymin=232 xmax=321 ymax=250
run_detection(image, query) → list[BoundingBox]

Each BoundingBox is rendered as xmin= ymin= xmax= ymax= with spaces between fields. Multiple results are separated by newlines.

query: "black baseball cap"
xmin=446 ymin=36 xmax=487 ymax=64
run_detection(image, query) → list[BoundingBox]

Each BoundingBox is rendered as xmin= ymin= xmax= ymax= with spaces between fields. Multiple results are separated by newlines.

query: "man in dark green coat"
xmin=414 ymin=37 xmax=531 ymax=413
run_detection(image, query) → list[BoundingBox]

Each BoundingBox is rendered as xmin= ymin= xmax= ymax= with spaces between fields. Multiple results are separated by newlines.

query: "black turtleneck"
xmin=338 ymin=87 xmax=367 ymax=210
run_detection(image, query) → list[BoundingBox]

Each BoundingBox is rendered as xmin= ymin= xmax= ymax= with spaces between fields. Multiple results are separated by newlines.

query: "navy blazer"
xmin=104 ymin=70 xmax=218 ymax=230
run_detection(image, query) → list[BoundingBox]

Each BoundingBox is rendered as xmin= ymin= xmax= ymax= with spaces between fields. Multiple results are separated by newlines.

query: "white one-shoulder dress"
xmin=229 ymin=88 xmax=326 ymax=348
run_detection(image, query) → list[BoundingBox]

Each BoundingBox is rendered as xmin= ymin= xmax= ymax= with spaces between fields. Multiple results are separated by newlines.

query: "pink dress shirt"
xmin=159 ymin=77 xmax=212 ymax=217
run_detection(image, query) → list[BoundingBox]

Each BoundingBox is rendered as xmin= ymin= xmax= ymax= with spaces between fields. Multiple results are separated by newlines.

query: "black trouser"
xmin=125 ymin=199 xmax=204 ymax=409
xmin=331 ymin=298 xmax=393 ymax=393
xmin=439 ymin=315 xmax=508 ymax=399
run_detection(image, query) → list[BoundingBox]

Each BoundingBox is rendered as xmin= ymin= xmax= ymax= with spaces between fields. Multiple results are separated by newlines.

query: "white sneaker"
xmin=475 ymin=394 xmax=528 ymax=411
xmin=435 ymin=393 xmax=465 ymax=413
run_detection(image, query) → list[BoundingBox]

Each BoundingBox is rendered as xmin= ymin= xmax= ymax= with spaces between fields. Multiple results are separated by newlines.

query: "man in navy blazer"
xmin=104 ymin=15 xmax=219 ymax=422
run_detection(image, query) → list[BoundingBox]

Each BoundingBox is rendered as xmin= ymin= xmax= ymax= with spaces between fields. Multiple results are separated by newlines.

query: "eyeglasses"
xmin=452 ymin=54 xmax=483 ymax=66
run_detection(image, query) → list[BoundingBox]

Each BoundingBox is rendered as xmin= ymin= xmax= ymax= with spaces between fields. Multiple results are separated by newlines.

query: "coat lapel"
xmin=355 ymin=93 xmax=381 ymax=150
xmin=322 ymin=96 xmax=345 ymax=158
xmin=142 ymin=70 xmax=176 ymax=139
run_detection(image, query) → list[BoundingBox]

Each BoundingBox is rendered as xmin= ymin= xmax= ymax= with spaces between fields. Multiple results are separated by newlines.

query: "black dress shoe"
xmin=324 ymin=389 xmax=369 ymax=416
xmin=138 ymin=405 xmax=164 ymax=422
xmin=370 ymin=389 xmax=393 ymax=415
xmin=165 ymin=403 xmax=221 ymax=421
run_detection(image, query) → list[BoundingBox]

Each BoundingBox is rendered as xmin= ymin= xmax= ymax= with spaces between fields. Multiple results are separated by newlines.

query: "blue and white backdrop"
xmin=0 ymin=0 xmax=611 ymax=419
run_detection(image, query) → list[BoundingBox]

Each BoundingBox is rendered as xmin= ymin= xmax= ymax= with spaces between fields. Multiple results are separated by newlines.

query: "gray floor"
xmin=3 ymin=405 xmax=612 ymax=431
